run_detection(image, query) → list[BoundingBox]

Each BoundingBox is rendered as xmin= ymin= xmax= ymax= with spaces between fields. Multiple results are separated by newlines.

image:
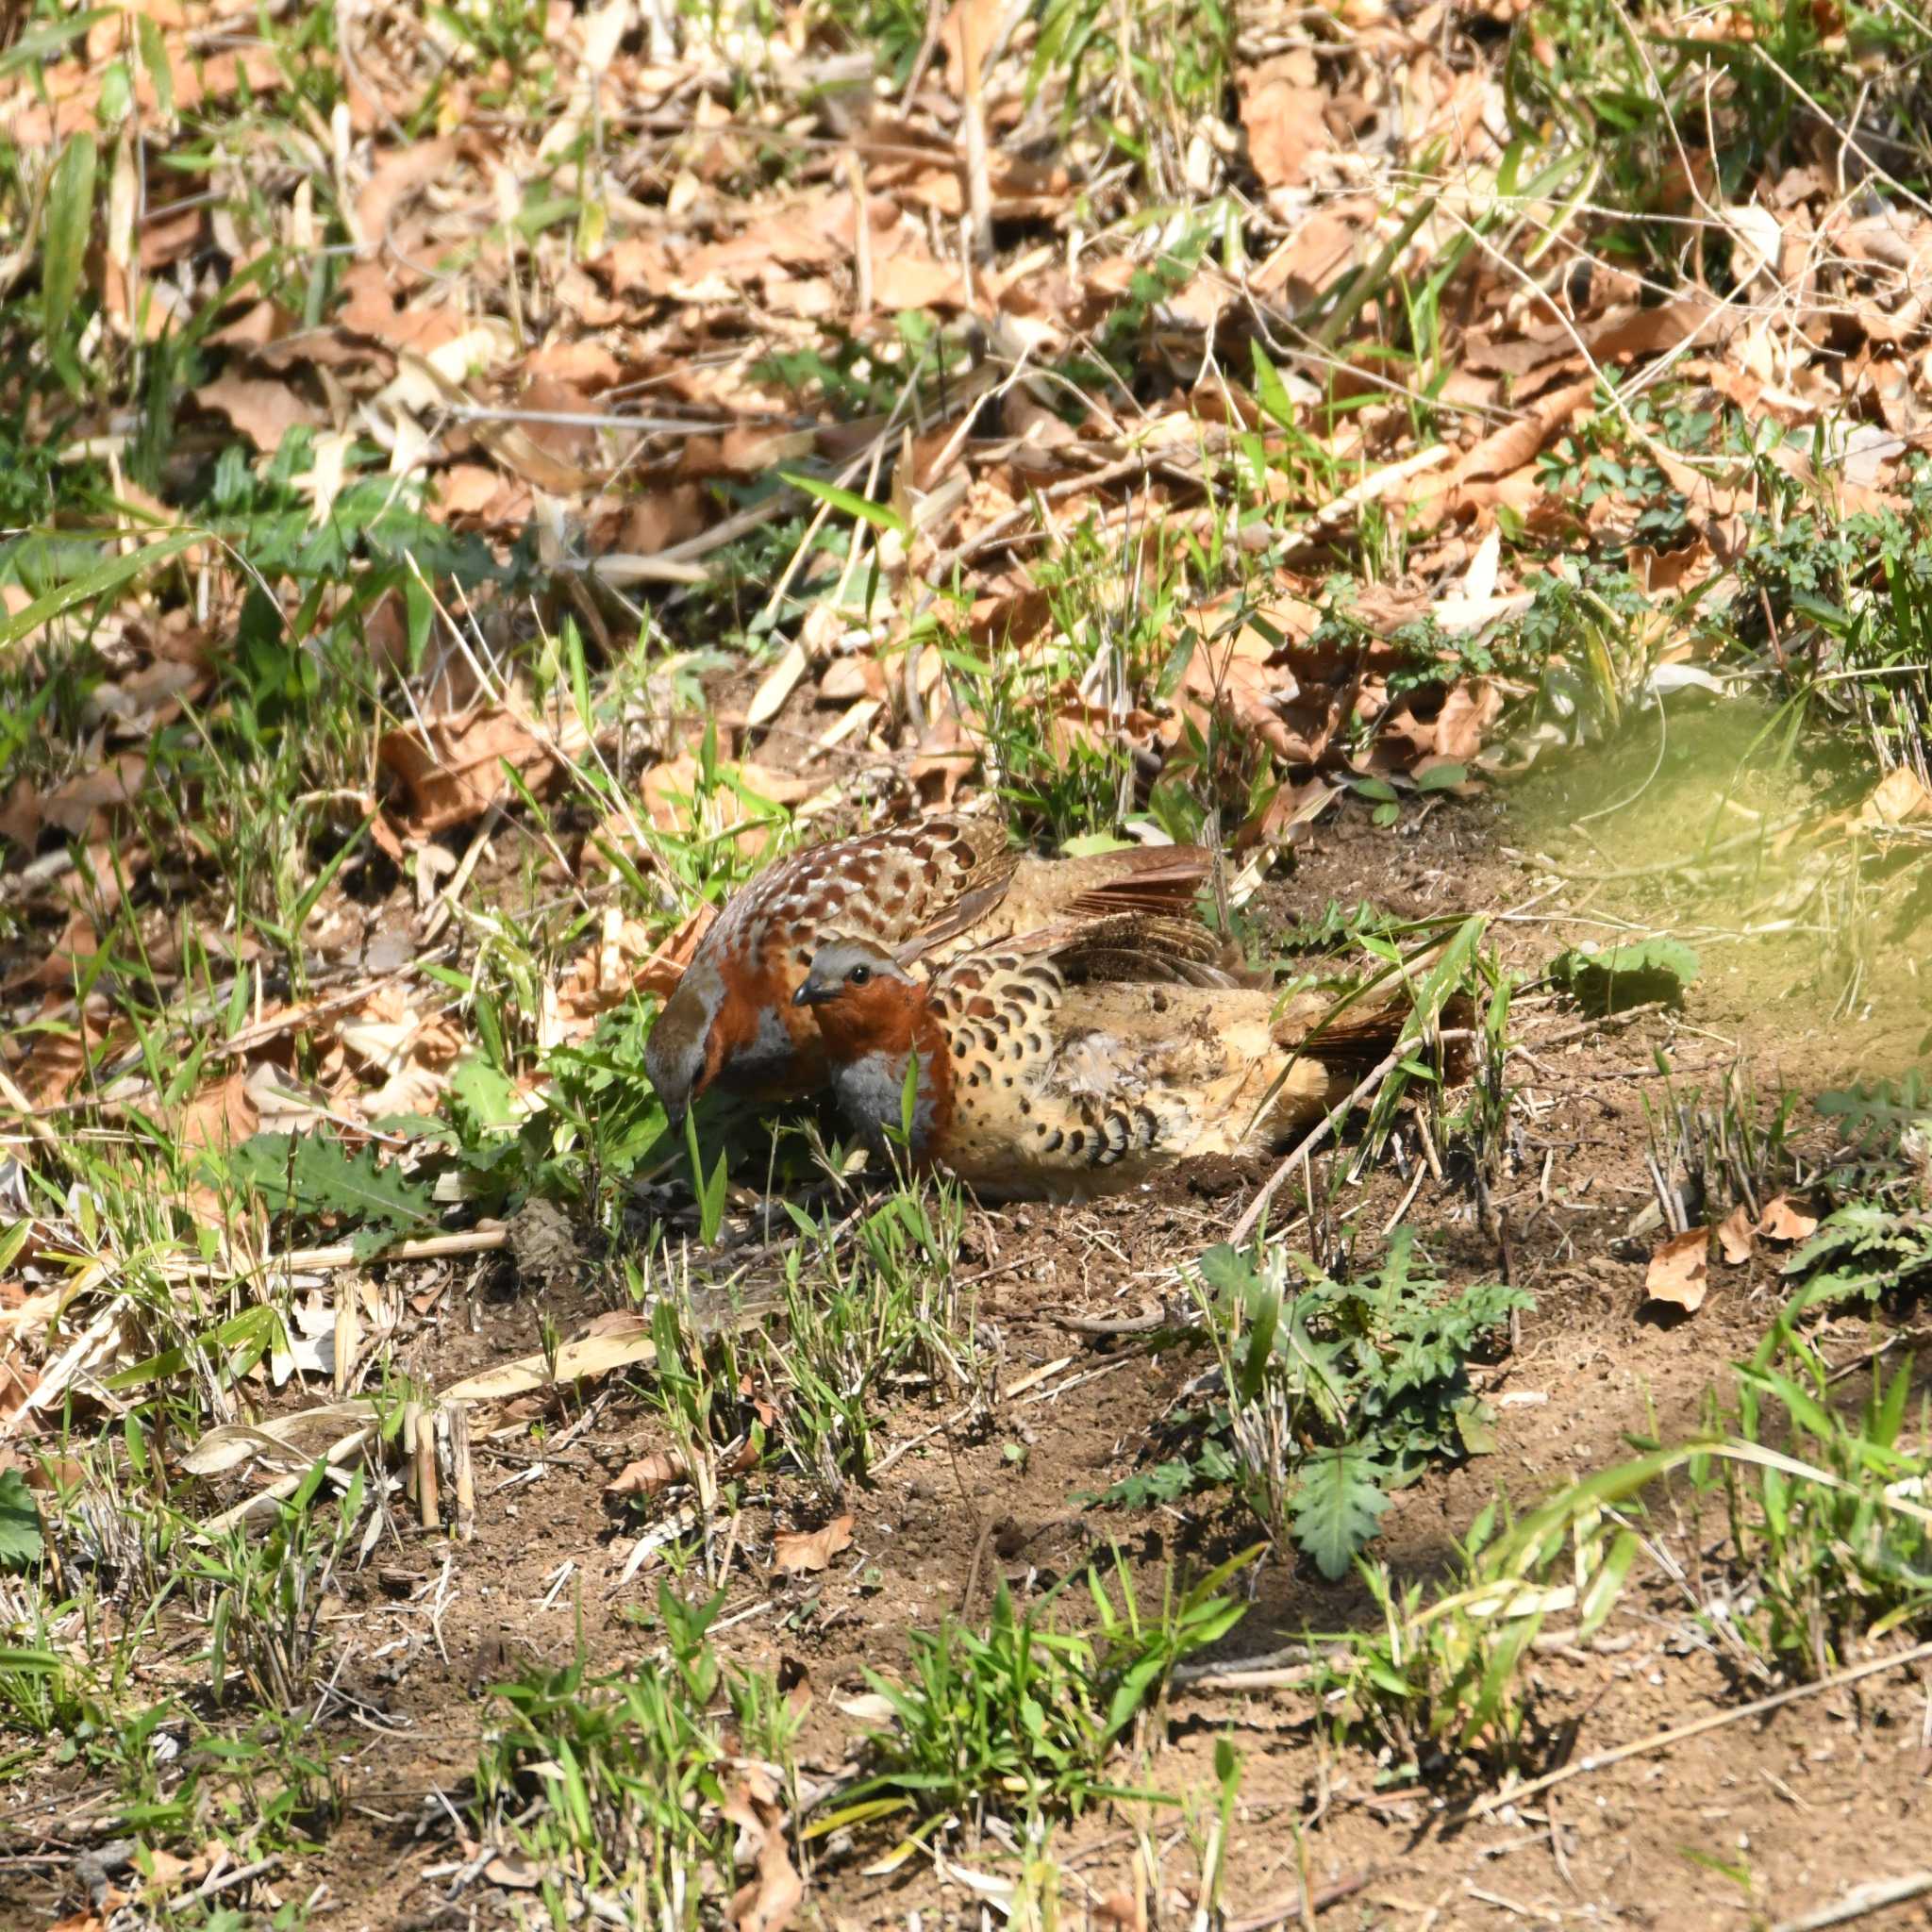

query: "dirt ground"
xmin=10 ymin=715 xmax=1932 ymax=1932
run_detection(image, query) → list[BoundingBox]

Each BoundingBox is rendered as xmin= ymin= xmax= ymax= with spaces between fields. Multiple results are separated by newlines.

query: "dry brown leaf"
xmin=481 ymin=1849 xmax=549 ymax=1890
xmin=440 ymin=1317 xmax=658 ymax=1404
xmin=356 ymin=137 xmax=461 ymax=249
xmin=605 ymin=1449 xmax=688 ymax=1499
xmin=1593 ymin=295 xmax=1733 ymax=364
xmin=39 ymin=754 xmax=150 ymax=840
xmin=772 ymin=1512 xmax=854 ymax=1574
xmin=1718 ymin=1202 xmax=1756 ymax=1266
xmin=873 ymin=253 xmax=968 ymax=310
xmin=180 ymin=1403 xmax=378 ymax=1478
xmin=177 ymin=1069 xmax=261 ymax=1153
xmin=378 ymin=706 xmax=558 ymax=836
xmin=1644 ymin=1227 xmax=1710 ymax=1312
xmin=4 ymin=908 xmax=95 ymax=992
xmin=0 ymin=1351 xmax=42 ymax=1427
xmin=640 ymin=755 xmax=818 ymax=855
xmin=1251 ymin=208 xmax=1360 ymax=300
xmin=135 ymin=1845 xmax=220 ymax=1897
xmin=557 ymin=909 xmax=672 ymax=1023
xmin=525 ymin=340 xmax=625 ymax=388
xmin=724 ymin=1771 xmax=804 ymax=1932
xmin=819 ymin=654 xmax=888 ymax=704
xmin=633 ymin=903 xmax=717 ymax=1000
xmin=1240 ymin=55 xmax=1331 ymax=190
xmin=745 ymin=641 xmax=812 ymax=732
xmin=193 ymin=372 xmax=328 ymax=452
xmin=439 ymin=463 xmax=508 ymax=518
xmin=937 ymin=0 xmax=1002 ymax=91
xmin=1430 ymin=680 xmax=1504 ymax=762
xmin=1757 ymin=1195 xmax=1819 ymax=1243
xmin=611 ymin=485 xmax=711 ymax=555
xmin=1628 ymin=539 xmax=1715 ymax=595
xmin=1857 ymin=766 xmax=1932 ymax=829
xmin=1452 ymin=378 xmax=1596 ymax=484
xmin=0 ymin=774 xmax=37 ymax=850
xmin=340 ymin=988 xmax=468 ymax=1073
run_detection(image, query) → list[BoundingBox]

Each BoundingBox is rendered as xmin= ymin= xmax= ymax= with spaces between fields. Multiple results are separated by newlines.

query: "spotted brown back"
xmin=701 ymin=816 xmax=1016 ymax=981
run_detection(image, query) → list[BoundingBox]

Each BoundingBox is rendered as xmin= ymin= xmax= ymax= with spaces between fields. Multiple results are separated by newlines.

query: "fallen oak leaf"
xmin=772 ymin=1512 xmax=853 ymax=1574
xmin=481 ymin=1848 xmax=551 ymax=1890
xmin=1757 ymin=1195 xmax=1819 ymax=1242
xmin=175 ymin=1068 xmax=261 ymax=1153
xmin=1857 ymin=766 xmax=1932 ymax=830
xmin=378 ymin=704 xmax=562 ymax=837
xmin=604 ymin=1449 xmax=688 ymax=1500
xmin=1645 ymin=1227 xmax=1710 ymax=1312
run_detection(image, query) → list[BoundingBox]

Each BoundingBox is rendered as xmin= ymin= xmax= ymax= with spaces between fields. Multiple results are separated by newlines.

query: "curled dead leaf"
xmin=772 ymin=1512 xmax=853 ymax=1574
xmin=378 ymin=706 xmax=561 ymax=837
xmin=1645 ymin=1227 xmax=1710 ymax=1312
xmin=176 ymin=1069 xmax=261 ymax=1153
xmin=1857 ymin=766 xmax=1932 ymax=830
xmin=605 ymin=1449 xmax=688 ymax=1500
xmin=1717 ymin=1202 xmax=1756 ymax=1266
xmin=723 ymin=1773 xmax=803 ymax=1932
xmin=1452 ymin=378 xmax=1596 ymax=484
xmin=1757 ymin=1195 xmax=1819 ymax=1243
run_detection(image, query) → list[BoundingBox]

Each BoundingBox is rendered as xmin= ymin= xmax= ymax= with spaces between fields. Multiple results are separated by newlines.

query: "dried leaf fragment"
xmin=724 ymin=1770 xmax=803 ymax=1932
xmin=772 ymin=1512 xmax=853 ymax=1574
xmin=1757 ymin=1195 xmax=1819 ymax=1242
xmin=1717 ymin=1202 xmax=1756 ymax=1266
xmin=605 ymin=1449 xmax=688 ymax=1499
xmin=378 ymin=706 xmax=560 ymax=836
xmin=1645 ymin=1227 xmax=1710 ymax=1312
xmin=1857 ymin=766 xmax=1932 ymax=829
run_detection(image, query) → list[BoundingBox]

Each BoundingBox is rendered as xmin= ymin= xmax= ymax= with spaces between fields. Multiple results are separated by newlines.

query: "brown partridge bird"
xmin=791 ymin=926 xmax=1404 ymax=1201
xmin=644 ymin=817 xmax=1222 ymax=1125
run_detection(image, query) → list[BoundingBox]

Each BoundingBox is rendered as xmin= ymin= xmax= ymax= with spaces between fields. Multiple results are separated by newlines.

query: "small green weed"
xmin=1099 ymin=1234 xmax=1527 ymax=1578
xmin=1547 ymin=937 xmax=1701 ymax=1014
xmin=194 ymin=1465 xmax=366 ymax=1714
xmin=763 ymin=1180 xmax=975 ymax=1505
xmin=475 ymin=1584 xmax=800 ymax=1916
xmin=1028 ymin=0 xmax=1236 ymax=199
xmin=1713 ymin=1341 xmax=1932 ymax=1677
xmin=855 ymin=1548 xmax=1254 ymax=1820
xmin=1307 ymin=1286 xmax=1932 ymax=1778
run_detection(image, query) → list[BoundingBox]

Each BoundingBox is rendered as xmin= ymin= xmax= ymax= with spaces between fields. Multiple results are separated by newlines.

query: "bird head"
xmin=791 ymin=938 xmax=921 ymax=1050
xmin=644 ymin=958 xmax=727 ymax=1129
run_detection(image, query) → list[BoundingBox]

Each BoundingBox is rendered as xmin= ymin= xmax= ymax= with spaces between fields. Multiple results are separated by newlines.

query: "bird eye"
xmin=848 ymin=964 xmax=871 ymax=986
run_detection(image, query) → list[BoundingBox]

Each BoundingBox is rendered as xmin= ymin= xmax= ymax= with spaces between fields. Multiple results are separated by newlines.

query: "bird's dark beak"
xmin=793 ymin=978 xmax=832 ymax=1008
